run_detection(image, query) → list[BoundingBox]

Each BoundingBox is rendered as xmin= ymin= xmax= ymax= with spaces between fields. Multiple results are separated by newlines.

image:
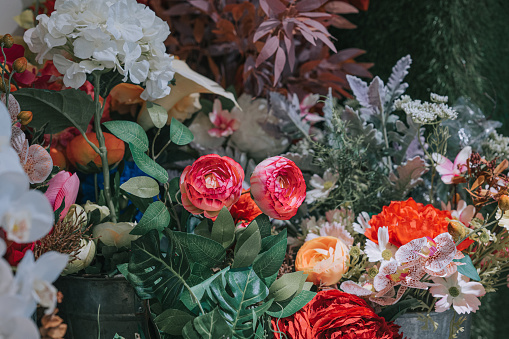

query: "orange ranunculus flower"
xmin=229 ymin=189 xmax=263 ymax=228
xmin=50 ymin=147 xmax=66 ymax=169
xmin=295 ymin=236 xmax=350 ymax=286
xmin=180 ymin=154 xmax=245 ymax=219
xmin=365 ymin=198 xmax=473 ymax=250
xmin=109 ymin=83 xmax=145 ymax=115
xmin=66 ymin=132 xmax=125 ymax=169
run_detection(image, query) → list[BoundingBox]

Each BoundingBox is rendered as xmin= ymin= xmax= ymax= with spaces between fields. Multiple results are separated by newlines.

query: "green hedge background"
xmin=335 ymin=1 xmax=509 ymax=337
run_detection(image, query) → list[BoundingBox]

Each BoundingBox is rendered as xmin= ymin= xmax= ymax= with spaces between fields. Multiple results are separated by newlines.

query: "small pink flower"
xmin=432 ymin=146 xmax=472 ymax=184
xmin=44 ymin=171 xmax=80 ymax=220
xmin=441 ymin=199 xmax=482 ymax=227
xmin=180 ymin=154 xmax=244 ymax=219
xmin=250 ymin=156 xmax=306 ymax=220
xmin=208 ymin=99 xmax=240 ymax=137
xmin=290 ymin=93 xmax=324 ymax=123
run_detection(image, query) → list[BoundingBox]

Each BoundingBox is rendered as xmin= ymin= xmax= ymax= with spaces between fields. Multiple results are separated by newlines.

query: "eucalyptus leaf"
xmin=126 ymin=229 xmax=190 ymax=308
xmin=120 ymin=176 xmax=159 ymax=198
xmin=129 ymin=143 xmax=169 ymax=184
xmin=232 ymin=221 xmax=261 ymax=268
xmin=454 ymin=255 xmax=481 ymax=281
xmin=211 ymin=207 xmax=235 ymax=249
xmin=268 ymin=271 xmax=307 ymax=302
xmin=266 ymin=290 xmax=315 ymax=318
xmin=170 ymin=118 xmax=194 ymax=145
xmin=14 ymin=88 xmax=95 ymax=134
xmin=130 ymin=201 xmax=171 ymax=235
xmin=103 ymin=120 xmax=149 ymax=151
xmin=146 ymin=101 xmax=168 ymax=129
xmin=154 ymin=309 xmax=195 ymax=335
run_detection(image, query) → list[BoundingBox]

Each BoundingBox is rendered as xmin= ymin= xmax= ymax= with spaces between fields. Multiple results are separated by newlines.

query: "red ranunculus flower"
xmin=365 ymin=198 xmax=473 ymax=250
xmin=272 ymin=289 xmax=403 ymax=339
xmin=180 ymin=154 xmax=244 ymax=218
xmin=250 ymin=156 xmax=306 ymax=220
xmin=229 ymin=189 xmax=262 ymax=228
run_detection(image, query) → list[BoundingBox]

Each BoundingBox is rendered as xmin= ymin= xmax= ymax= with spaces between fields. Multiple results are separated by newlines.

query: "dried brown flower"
xmin=464 ymin=153 xmax=508 ymax=207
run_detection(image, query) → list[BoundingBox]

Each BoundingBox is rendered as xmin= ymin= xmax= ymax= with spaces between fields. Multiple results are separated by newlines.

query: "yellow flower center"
xmin=367 ymin=266 xmax=379 ymax=278
xmin=204 ymin=173 xmax=219 ymax=189
xmin=323 ymin=181 xmax=334 ymax=190
xmin=381 ymin=249 xmax=393 ymax=260
xmin=448 ymin=286 xmax=460 ymax=298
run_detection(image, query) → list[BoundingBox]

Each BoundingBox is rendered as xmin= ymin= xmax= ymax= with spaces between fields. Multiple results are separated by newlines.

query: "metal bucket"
xmin=54 ymin=275 xmax=159 ymax=339
xmin=394 ymin=309 xmax=472 ymax=339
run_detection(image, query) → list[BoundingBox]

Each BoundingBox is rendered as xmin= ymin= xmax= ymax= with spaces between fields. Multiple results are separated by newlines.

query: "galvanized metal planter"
xmin=54 ymin=275 xmax=159 ymax=339
xmin=395 ymin=309 xmax=472 ymax=339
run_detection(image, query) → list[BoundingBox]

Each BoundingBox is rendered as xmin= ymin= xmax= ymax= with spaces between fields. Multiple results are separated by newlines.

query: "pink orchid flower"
xmin=432 ymin=146 xmax=472 ymax=184
xmin=44 ymin=171 xmax=80 ymax=220
xmin=208 ymin=99 xmax=240 ymax=138
xmin=395 ymin=232 xmax=461 ymax=278
xmin=370 ymin=259 xmax=428 ymax=306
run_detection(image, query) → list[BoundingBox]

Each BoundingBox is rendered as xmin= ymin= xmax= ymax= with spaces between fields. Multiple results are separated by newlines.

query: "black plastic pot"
xmin=54 ymin=275 xmax=159 ymax=339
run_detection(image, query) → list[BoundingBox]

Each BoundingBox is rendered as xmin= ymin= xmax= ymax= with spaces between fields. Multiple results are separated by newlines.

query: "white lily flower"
xmin=364 ymin=226 xmax=398 ymax=262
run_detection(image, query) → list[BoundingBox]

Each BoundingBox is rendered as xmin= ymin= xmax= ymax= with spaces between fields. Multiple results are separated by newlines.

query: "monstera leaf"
xmin=206 ymin=268 xmax=273 ymax=338
xmin=126 ymin=229 xmax=190 ymax=309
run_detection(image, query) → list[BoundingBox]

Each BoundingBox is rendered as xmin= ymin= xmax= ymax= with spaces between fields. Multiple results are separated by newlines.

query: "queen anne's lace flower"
xmin=24 ymin=0 xmax=174 ymax=101
xmin=395 ymin=93 xmax=458 ymax=124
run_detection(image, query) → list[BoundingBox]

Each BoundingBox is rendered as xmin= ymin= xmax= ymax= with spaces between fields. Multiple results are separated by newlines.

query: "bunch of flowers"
xmin=24 ymin=0 xmax=174 ymax=100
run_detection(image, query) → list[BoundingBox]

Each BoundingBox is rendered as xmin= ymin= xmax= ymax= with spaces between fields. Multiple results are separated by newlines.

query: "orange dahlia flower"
xmin=229 ymin=190 xmax=262 ymax=228
xmin=365 ymin=198 xmax=472 ymax=250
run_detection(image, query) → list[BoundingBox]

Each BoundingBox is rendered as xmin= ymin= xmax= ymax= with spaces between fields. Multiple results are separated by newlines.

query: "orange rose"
xmin=295 ymin=236 xmax=350 ymax=286
xmin=66 ymin=132 xmax=125 ymax=169
xmin=229 ymin=189 xmax=263 ymax=228
xmin=49 ymin=147 xmax=66 ymax=169
xmin=365 ymin=198 xmax=473 ymax=250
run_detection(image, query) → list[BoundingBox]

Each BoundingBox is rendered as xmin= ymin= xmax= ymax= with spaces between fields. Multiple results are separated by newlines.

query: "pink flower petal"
xmin=24 ymin=145 xmax=53 ymax=184
xmin=453 ymin=146 xmax=472 ymax=171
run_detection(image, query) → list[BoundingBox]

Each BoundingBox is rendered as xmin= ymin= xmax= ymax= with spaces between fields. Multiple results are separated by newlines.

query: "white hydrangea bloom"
xmin=24 ymin=0 xmax=175 ymax=101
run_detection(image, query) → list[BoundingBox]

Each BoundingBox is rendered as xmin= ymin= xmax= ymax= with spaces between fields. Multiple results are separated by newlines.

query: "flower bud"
xmin=13 ymin=57 xmax=27 ymax=73
xmin=84 ymin=201 xmax=110 ymax=222
xmin=499 ymin=195 xmax=509 ymax=211
xmin=63 ymin=204 xmax=87 ymax=230
xmin=17 ymin=110 xmax=32 ymax=125
xmin=1 ymin=34 xmax=14 ymax=48
xmin=93 ymin=222 xmax=139 ymax=248
xmin=62 ymin=239 xmax=96 ymax=275
xmin=448 ymin=220 xmax=468 ymax=243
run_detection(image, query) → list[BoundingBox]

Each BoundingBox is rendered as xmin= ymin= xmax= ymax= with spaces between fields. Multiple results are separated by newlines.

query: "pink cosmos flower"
xmin=44 ymin=171 xmax=80 ymax=220
xmin=430 ymin=271 xmax=485 ymax=314
xmin=441 ymin=199 xmax=482 ymax=227
xmin=208 ymin=99 xmax=240 ymax=137
xmin=250 ymin=156 xmax=306 ymax=220
xmin=432 ymin=146 xmax=472 ymax=184
xmin=395 ymin=232 xmax=460 ymax=277
xmin=180 ymin=154 xmax=244 ymax=219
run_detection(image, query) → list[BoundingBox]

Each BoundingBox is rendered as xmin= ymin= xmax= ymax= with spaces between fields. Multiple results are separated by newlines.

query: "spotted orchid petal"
xmin=24 ymin=144 xmax=53 ymax=184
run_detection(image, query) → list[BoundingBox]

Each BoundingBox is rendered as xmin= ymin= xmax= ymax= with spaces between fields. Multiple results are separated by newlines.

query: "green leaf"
xmin=146 ymin=101 xmax=168 ymax=129
xmin=182 ymin=308 xmax=233 ymax=339
xmin=14 ymin=88 xmax=95 ymax=134
xmin=260 ymin=228 xmax=288 ymax=253
xmin=169 ymin=230 xmax=226 ymax=270
xmin=154 ymin=309 xmax=195 ymax=336
xmin=254 ymin=214 xmax=272 ymax=238
xmin=130 ymin=201 xmax=171 ymax=235
xmin=207 ymin=268 xmax=271 ymax=337
xmin=103 ymin=120 xmax=149 ymax=151
xmin=454 ymin=255 xmax=481 ymax=281
xmin=129 ymin=143 xmax=169 ymax=184
xmin=268 ymin=271 xmax=307 ymax=302
xmin=232 ymin=221 xmax=261 ymax=268
xmin=266 ymin=290 xmax=316 ymax=318
xmin=180 ymin=268 xmax=230 ymax=314
xmin=126 ymin=229 xmax=190 ymax=308
xmin=121 ymin=190 xmax=152 ymax=213
xmin=170 ymin=118 xmax=194 ymax=145
xmin=211 ymin=207 xmax=235 ymax=249
xmin=194 ymin=219 xmax=212 ymax=238
xmin=253 ymin=229 xmax=287 ymax=279
xmin=120 ymin=176 xmax=159 ymax=198
xmin=53 ymin=197 xmax=66 ymax=221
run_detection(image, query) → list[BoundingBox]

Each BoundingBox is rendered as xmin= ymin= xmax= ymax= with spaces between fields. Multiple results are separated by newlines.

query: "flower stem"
xmin=93 ymin=73 xmax=117 ymax=222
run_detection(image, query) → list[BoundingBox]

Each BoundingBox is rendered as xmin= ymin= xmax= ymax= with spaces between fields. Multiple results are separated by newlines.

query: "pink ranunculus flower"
xmin=432 ymin=146 xmax=471 ymax=184
xmin=44 ymin=171 xmax=80 ymax=220
xmin=250 ymin=156 xmax=306 ymax=220
xmin=180 ymin=154 xmax=244 ymax=219
xmin=208 ymin=99 xmax=240 ymax=137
